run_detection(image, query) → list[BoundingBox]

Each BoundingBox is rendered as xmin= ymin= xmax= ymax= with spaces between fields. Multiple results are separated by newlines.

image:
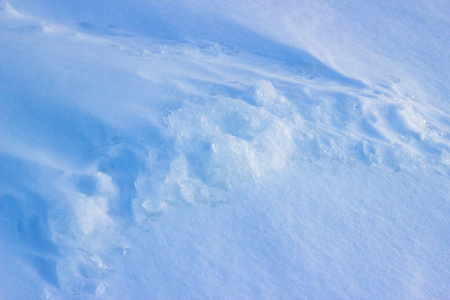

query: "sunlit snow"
xmin=1 ymin=1 xmax=449 ymax=299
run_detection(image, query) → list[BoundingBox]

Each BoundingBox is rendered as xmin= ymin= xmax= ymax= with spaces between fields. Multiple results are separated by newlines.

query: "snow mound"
xmin=1 ymin=1 xmax=450 ymax=299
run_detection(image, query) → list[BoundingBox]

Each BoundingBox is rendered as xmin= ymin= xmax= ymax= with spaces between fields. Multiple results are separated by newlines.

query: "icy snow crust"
xmin=1 ymin=1 xmax=450 ymax=299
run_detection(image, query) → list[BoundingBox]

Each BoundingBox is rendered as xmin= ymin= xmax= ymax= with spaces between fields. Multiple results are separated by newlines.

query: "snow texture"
xmin=1 ymin=0 xmax=449 ymax=299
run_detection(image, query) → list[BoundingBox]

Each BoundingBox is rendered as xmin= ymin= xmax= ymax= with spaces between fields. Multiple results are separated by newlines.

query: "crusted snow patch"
xmin=135 ymin=81 xmax=301 ymax=208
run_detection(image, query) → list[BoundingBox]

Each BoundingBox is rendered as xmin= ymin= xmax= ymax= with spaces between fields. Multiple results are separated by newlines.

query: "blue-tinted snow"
xmin=1 ymin=0 xmax=449 ymax=299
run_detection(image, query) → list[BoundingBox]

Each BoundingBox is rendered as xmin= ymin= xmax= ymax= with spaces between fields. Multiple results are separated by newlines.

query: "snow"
xmin=1 ymin=0 xmax=449 ymax=299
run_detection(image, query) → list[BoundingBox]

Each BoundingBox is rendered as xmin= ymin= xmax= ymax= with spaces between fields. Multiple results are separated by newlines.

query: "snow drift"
xmin=1 ymin=0 xmax=449 ymax=299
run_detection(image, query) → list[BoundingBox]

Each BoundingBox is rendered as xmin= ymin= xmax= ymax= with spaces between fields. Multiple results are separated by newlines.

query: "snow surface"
xmin=1 ymin=0 xmax=449 ymax=299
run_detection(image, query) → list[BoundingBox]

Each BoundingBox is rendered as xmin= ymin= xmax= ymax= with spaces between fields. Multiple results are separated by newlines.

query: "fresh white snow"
xmin=1 ymin=0 xmax=449 ymax=299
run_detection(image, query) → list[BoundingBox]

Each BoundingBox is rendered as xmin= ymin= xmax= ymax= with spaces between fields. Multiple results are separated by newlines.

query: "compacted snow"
xmin=1 ymin=1 xmax=449 ymax=299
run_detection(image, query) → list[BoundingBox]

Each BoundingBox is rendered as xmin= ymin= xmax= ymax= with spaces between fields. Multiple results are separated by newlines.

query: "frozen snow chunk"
xmin=159 ymin=154 xmax=213 ymax=204
xmin=255 ymin=80 xmax=294 ymax=118
xmin=75 ymin=195 xmax=113 ymax=235
xmin=72 ymin=172 xmax=117 ymax=235
xmin=141 ymin=198 xmax=167 ymax=214
xmin=96 ymin=172 xmax=118 ymax=196
xmin=162 ymin=93 xmax=297 ymax=204
xmin=255 ymin=80 xmax=279 ymax=105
